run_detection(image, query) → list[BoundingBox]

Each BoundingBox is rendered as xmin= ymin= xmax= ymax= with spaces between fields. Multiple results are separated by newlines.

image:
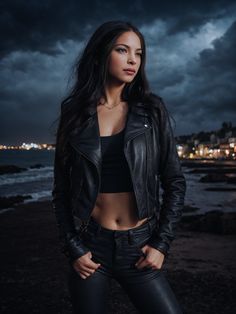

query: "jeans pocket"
xmin=133 ymin=234 xmax=150 ymax=256
xmin=137 ymin=245 xmax=146 ymax=257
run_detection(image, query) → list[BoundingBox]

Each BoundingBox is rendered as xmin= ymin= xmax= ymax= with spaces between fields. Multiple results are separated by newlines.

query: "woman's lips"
xmin=123 ymin=69 xmax=135 ymax=75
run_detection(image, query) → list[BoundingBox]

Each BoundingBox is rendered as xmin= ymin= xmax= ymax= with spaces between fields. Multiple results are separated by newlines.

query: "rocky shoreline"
xmin=0 ymin=163 xmax=44 ymax=175
xmin=1 ymin=200 xmax=235 ymax=314
xmin=0 ymin=195 xmax=32 ymax=210
xmin=181 ymin=207 xmax=236 ymax=234
xmin=1 ymin=159 xmax=236 ymax=210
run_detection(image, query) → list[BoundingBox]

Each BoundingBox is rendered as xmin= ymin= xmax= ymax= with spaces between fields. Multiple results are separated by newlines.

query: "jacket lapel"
xmin=68 ymin=101 xmax=151 ymax=168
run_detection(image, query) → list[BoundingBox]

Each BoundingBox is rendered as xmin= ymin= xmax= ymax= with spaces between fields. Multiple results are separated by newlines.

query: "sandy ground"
xmin=0 ymin=200 xmax=236 ymax=314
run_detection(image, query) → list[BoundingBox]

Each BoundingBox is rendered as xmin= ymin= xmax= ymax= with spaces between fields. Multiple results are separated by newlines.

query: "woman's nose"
xmin=127 ymin=57 xmax=137 ymax=64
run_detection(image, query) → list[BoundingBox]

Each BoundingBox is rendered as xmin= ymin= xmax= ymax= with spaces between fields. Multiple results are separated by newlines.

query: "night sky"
xmin=1 ymin=0 xmax=236 ymax=145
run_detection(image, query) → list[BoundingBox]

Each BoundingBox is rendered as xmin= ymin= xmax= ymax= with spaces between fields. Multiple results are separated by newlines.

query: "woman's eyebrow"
xmin=114 ymin=43 xmax=142 ymax=51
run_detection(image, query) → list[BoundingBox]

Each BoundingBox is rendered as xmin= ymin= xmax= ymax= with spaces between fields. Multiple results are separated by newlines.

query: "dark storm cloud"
xmin=145 ymin=18 xmax=236 ymax=135
xmin=0 ymin=0 xmax=236 ymax=144
xmin=179 ymin=22 xmax=236 ymax=130
xmin=1 ymin=0 xmax=236 ymax=56
xmin=184 ymin=21 xmax=236 ymax=122
xmin=198 ymin=21 xmax=236 ymax=71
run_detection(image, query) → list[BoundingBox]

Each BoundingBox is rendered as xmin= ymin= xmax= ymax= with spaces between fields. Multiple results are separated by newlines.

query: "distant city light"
xmin=0 ymin=131 xmax=235 ymax=160
xmin=0 ymin=143 xmax=55 ymax=150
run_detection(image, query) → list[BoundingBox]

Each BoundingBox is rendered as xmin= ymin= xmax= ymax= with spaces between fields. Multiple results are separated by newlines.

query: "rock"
xmin=180 ymin=214 xmax=204 ymax=230
xmin=0 ymin=165 xmax=27 ymax=175
xmin=220 ymin=212 xmax=236 ymax=234
xmin=180 ymin=211 xmax=236 ymax=234
xmin=190 ymin=168 xmax=236 ymax=174
xmin=205 ymin=187 xmax=236 ymax=191
xmin=227 ymin=177 xmax=236 ymax=184
xmin=183 ymin=205 xmax=200 ymax=213
xmin=30 ymin=164 xmax=44 ymax=169
xmin=0 ymin=195 xmax=32 ymax=210
xmin=181 ymin=161 xmax=225 ymax=168
xmin=200 ymin=173 xmax=228 ymax=183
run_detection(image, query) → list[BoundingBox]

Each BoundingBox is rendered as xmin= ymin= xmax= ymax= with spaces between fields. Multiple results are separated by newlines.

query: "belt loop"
xmin=96 ymin=224 xmax=101 ymax=236
xmin=147 ymin=220 xmax=152 ymax=235
xmin=128 ymin=229 xmax=134 ymax=245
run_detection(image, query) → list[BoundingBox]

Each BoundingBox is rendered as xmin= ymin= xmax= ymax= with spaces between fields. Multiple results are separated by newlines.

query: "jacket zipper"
xmin=73 ymin=150 xmax=101 ymax=235
xmin=123 ymin=130 xmax=148 ymax=218
xmin=70 ymin=114 xmax=100 ymax=234
xmin=145 ymin=131 xmax=150 ymax=218
xmin=76 ymin=155 xmax=84 ymax=197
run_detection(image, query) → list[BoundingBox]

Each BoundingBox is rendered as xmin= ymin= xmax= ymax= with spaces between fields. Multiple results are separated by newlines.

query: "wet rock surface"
xmin=181 ymin=209 xmax=236 ymax=234
xmin=0 ymin=165 xmax=27 ymax=175
xmin=0 ymin=195 xmax=32 ymax=210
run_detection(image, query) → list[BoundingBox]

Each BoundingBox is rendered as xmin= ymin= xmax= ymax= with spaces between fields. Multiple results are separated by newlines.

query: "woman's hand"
xmin=135 ymin=245 xmax=165 ymax=270
xmin=72 ymin=251 xmax=101 ymax=279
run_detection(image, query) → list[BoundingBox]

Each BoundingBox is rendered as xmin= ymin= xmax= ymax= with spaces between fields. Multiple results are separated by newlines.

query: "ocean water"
xmin=0 ymin=150 xmax=235 ymax=215
xmin=0 ymin=150 xmax=54 ymax=203
xmin=183 ymin=167 xmax=236 ymax=215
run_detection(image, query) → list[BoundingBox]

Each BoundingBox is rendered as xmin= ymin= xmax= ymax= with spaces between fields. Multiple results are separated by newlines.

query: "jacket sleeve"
xmin=51 ymin=140 xmax=90 ymax=262
xmin=147 ymin=98 xmax=187 ymax=256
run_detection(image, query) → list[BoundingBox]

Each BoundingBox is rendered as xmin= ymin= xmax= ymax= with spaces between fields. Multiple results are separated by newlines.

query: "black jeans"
xmin=67 ymin=214 xmax=183 ymax=314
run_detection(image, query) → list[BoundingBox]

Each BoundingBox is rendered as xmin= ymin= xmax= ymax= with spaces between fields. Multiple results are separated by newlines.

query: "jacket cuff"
xmin=61 ymin=232 xmax=90 ymax=262
xmin=147 ymin=235 xmax=170 ymax=257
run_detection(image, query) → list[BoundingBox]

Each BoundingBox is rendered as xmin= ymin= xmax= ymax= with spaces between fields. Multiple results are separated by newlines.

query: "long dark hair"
xmin=54 ymin=20 xmax=173 ymax=161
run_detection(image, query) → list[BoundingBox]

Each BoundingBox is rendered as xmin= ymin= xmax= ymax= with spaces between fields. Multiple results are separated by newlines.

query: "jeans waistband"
xmin=86 ymin=213 xmax=157 ymax=239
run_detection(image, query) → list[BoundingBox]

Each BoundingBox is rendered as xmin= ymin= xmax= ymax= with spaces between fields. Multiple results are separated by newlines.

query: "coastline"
xmin=1 ymin=200 xmax=235 ymax=313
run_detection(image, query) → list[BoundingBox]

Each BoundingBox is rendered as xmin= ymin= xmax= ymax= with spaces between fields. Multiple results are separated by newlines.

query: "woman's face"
xmin=107 ymin=31 xmax=142 ymax=84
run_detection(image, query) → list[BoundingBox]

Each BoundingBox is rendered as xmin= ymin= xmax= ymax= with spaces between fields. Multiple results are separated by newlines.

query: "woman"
xmin=52 ymin=20 xmax=186 ymax=314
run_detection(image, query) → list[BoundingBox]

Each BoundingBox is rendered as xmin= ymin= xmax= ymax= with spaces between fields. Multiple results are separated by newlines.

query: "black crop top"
xmin=99 ymin=128 xmax=134 ymax=193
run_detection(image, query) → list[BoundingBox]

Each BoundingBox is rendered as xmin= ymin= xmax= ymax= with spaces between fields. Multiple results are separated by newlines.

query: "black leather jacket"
xmin=52 ymin=97 xmax=186 ymax=262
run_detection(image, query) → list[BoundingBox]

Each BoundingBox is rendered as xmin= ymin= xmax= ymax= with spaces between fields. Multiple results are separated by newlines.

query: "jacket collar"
xmin=68 ymin=101 xmax=151 ymax=167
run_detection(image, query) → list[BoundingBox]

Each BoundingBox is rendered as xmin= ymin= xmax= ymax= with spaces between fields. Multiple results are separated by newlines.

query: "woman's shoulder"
xmin=143 ymin=92 xmax=169 ymax=122
xmin=145 ymin=92 xmax=167 ymax=109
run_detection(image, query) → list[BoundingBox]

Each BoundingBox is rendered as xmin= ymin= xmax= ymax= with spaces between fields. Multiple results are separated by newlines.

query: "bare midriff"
xmin=92 ymin=101 xmax=148 ymax=230
xmin=91 ymin=192 xmax=148 ymax=230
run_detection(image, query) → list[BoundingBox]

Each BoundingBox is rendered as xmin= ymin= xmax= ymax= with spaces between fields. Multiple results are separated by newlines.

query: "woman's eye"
xmin=116 ymin=48 xmax=142 ymax=57
xmin=117 ymin=48 xmax=127 ymax=53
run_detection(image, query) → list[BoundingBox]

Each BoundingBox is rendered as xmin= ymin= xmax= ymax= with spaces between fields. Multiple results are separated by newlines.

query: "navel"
xmin=115 ymin=218 xmax=121 ymax=224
